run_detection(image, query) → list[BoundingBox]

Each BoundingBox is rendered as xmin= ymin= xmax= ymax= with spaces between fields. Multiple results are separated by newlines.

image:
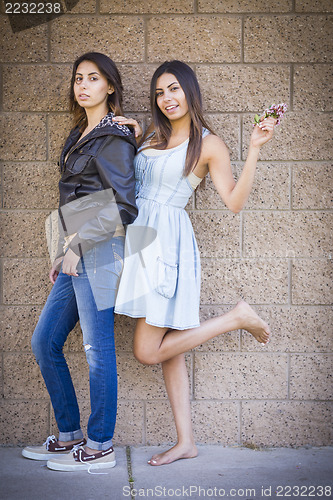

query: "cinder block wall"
xmin=0 ymin=1 xmax=332 ymax=447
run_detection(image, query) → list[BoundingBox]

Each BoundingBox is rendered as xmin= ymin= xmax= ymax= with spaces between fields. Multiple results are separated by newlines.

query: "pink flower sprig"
xmin=253 ymin=103 xmax=288 ymax=127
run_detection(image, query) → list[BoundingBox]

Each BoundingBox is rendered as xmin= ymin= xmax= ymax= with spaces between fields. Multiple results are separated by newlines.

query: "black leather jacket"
xmin=57 ymin=113 xmax=138 ymax=258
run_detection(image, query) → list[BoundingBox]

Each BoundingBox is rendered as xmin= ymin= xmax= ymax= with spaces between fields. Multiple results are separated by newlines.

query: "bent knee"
xmin=133 ymin=347 xmax=158 ymax=366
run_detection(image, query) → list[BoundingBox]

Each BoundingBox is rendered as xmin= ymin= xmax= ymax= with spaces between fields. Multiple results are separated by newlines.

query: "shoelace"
xmin=43 ymin=435 xmax=57 ymax=450
xmin=71 ymin=444 xmax=109 ymax=475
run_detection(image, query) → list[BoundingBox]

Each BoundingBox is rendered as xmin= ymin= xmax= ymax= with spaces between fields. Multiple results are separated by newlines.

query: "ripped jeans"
xmin=31 ymin=236 xmax=124 ymax=451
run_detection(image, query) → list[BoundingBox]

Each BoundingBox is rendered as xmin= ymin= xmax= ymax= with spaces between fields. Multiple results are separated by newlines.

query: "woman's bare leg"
xmin=134 ymin=301 xmax=270 ymax=365
xmin=148 ymin=354 xmax=198 ymax=466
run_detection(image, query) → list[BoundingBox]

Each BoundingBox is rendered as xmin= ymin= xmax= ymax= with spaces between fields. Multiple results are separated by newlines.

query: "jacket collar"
xmin=60 ymin=111 xmax=136 ymax=171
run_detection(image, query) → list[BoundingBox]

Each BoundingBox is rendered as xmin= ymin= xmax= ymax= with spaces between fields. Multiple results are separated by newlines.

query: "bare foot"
xmin=148 ymin=442 xmax=198 ymax=466
xmin=235 ymin=301 xmax=270 ymax=345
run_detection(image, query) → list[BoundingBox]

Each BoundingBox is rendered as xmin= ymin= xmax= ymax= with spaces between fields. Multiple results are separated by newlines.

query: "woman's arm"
xmin=204 ymin=117 xmax=276 ymax=214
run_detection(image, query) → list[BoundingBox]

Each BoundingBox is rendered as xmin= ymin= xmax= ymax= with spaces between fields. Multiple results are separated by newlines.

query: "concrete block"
xmin=114 ymin=314 xmax=136 ymax=352
xmin=117 ymin=353 xmax=168 ymax=400
xmin=0 ymin=305 xmax=41 ymax=352
xmin=64 ymin=0 xmax=95 ymax=12
xmin=3 ymin=258 xmax=52 ymax=305
xmin=119 ymin=64 xmax=157 ymax=112
xmin=147 ymin=17 xmax=242 ymax=63
xmin=3 ymin=353 xmax=48 ymax=398
xmin=290 ymin=354 xmax=333 ymax=400
xmin=0 ymin=113 xmax=46 ymax=161
xmin=192 ymin=401 xmax=239 ymax=444
xmin=100 ymin=0 xmax=193 ymax=13
xmin=195 ymin=164 xmax=290 ymax=210
xmin=292 ymin=259 xmax=332 ymax=304
xmin=197 ymin=65 xmax=290 ymax=112
xmin=201 ymin=258 xmax=289 ymax=304
xmin=3 ymin=65 xmax=72 ymax=112
xmin=0 ymin=17 xmax=47 ymax=63
xmin=293 ymin=65 xmax=333 ymax=111
xmin=242 ymin=112 xmax=333 ymax=161
xmin=0 ymin=211 xmax=50 ymax=257
xmin=50 ymin=16 xmax=145 ymax=63
xmin=243 ymin=211 xmax=332 ymax=258
xmin=63 ymin=323 xmax=83 ymax=352
xmin=0 ymin=400 xmax=49 ymax=445
xmin=114 ymin=401 xmax=144 ymax=445
xmin=241 ymin=305 xmax=333 ymax=353
xmin=292 ymin=162 xmax=333 ymax=209
xmin=205 ymin=114 xmax=240 ymax=161
xmin=295 ymin=0 xmax=333 ymax=12
xmin=198 ymin=0 xmax=292 ymax=12
xmin=146 ymin=400 xmax=176 ymax=444
xmin=189 ymin=211 xmax=240 ymax=258
xmin=242 ymin=401 xmax=333 ymax=446
xmin=244 ymin=15 xmax=333 ymax=63
xmin=3 ymin=162 xmax=59 ymax=209
xmin=48 ymin=114 xmax=72 ymax=161
xmin=196 ymin=305 xmax=241 ymax=352
xmin=194 ymin=353 xmax=288 ymax=399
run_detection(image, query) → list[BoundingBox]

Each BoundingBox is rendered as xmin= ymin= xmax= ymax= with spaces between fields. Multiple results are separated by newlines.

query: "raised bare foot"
xmin=147 ymin=442 xmax=198 ymax=466
xmin=235 ymin=301 xmax=270 ymax=345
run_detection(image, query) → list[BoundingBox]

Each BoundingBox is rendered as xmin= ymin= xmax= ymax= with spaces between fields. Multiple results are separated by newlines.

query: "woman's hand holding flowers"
xmin=250 ymin=102 xmax=287 ymax=149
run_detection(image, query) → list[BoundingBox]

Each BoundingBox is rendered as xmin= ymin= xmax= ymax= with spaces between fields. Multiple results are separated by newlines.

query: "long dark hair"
xmin=69 ymin=52 xmax=124 ymax=131
xmin=143 ymin=60 xmax=215 ymax=176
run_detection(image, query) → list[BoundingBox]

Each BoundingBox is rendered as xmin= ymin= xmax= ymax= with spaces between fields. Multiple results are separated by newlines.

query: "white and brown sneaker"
xmin=47 ymin=445 xmax=116 ymax=471
xmin=22 ymin=435 xmax=87 ymax=461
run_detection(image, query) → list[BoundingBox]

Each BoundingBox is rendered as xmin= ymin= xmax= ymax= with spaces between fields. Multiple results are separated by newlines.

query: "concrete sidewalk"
xmin=0 ymin=445 xmax=332 ymax=500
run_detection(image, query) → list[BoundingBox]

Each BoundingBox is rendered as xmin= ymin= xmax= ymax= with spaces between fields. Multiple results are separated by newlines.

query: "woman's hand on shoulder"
xmin=250 ymin=116 xmax=277 ymax=149
xmin=112 ymin=115 xmax=143 ymax=138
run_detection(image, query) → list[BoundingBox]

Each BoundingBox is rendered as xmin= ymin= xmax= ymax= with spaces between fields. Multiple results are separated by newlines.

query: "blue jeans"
xmin=31 ymin=236 xmax=124 ymax=451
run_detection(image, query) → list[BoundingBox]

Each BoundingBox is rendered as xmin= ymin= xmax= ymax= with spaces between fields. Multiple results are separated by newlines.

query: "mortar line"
xmin=47 ymin=12 xmax=51 ymax=62
xmin=0 ymin=161 xmax=3 ymax=209
xmin=0 ymin=64 xmax=3 ymax=111
xmin=290 ymin=64 xmax=294 ymax=111
xmin=287 ymin=353 xmax=291 ymax=400
xmin=288 ymin=258 xmax=292 ymax=306
xmin=241 ymin=15 xmax=244 ymax=64
xmin=143 ymin=15 xmax=148 ymax=64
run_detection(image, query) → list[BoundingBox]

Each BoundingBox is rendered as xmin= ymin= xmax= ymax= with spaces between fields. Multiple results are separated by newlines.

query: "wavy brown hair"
xmin=142 ymin=60 xmax=215 ymax=176
xmin=69 ymin=52 xmax=124 ymax=131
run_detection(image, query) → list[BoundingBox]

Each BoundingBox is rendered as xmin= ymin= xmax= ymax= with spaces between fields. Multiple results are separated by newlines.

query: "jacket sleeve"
xmin=68 ymin=135 xmax=138 ymax=256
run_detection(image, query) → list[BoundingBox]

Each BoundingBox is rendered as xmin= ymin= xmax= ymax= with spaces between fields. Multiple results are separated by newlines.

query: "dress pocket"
xmin=154 ymin=257 xmax=178 ymax=299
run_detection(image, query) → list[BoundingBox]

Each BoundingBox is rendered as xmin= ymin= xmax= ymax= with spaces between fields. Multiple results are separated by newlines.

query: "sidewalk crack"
xmin=126 ymin=446 xmax=135 ymax=493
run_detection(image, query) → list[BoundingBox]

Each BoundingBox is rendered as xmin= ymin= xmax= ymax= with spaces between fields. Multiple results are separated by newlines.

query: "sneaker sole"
xmin=47 ymin=459 xmax=116 ymax=472
xmin=22 ymin=449 xmax=71 ymax=461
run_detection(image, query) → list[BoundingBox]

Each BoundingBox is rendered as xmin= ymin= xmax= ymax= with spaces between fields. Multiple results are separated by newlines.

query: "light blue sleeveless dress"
xmin=115 ymin=132 xmax=208 ymax=329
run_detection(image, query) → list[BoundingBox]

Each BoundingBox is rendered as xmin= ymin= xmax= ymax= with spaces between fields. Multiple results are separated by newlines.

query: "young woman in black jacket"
xmin=22 ymin=52 xmax=138 ymax=472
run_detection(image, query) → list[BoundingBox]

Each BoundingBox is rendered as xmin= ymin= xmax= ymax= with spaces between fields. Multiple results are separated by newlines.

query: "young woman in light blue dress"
xmin=114 ymin=60 xmax=277 ymax=466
